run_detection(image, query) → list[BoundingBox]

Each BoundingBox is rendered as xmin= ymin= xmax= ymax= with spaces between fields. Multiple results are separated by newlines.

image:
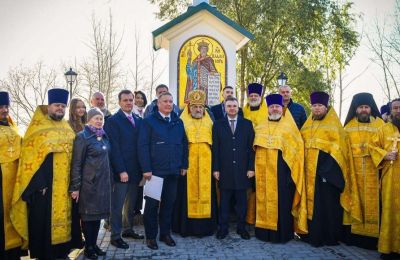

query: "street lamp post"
xmin=277 ymin=71 xmax=288 ymax=86
xmin=64 ymin=67 xmax=77 ymax=98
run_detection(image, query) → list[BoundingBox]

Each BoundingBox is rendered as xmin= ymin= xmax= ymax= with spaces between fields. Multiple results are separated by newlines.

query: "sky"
xmin=0 ymin=0 xmax=397 ymax=120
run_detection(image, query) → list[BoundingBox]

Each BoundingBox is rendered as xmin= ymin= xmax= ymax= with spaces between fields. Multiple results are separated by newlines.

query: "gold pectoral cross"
xmin=267 ymin=136 xmax=273 ymax=146
xmin=388 ymin=134 xmax=400 ymax=165
xmin=7 ymin=146 xmax=14 ymax=156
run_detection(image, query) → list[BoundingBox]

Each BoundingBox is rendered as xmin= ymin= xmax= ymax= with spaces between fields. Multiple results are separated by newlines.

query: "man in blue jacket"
xmin=105 ymin=90 xmax=144 ymax=250
xmin=139 ymin=92 xmax=188 ymax=250
xmin=212 ymin=96 xmax=255 ymax=240
xmin=143 ymin=84 xmax=180 ymax=118
xmin=278 ymin=85 xmax=307 ymax=129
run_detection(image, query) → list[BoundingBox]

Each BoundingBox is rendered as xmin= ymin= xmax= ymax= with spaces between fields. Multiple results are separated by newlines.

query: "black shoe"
xmin=146 ymin=239 xmax=158 ymax=250
xmin=110 ymin=238 xmax=129 ymax=249
xmin=84 ymin=246 xmax=98 ymax=259
xmin=237 ymin=229 xmax=250 ymax=240
xmin=93 ymin=245 xmax=106 ymax=256
xmin=159 ymin=235 xmax=176 ymax=247
xmin=122 ymin=229 xmax=145 ymax=239
xmin=216 ymin=229 xmax=228 ymax=239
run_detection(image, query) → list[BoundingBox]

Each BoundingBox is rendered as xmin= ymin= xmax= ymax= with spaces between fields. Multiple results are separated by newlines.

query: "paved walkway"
xmin=68 ymin=223 xmax=380 ymax=260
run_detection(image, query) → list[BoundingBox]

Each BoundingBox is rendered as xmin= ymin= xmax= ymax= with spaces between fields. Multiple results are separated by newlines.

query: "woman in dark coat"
xmin=67 ymin=98 xmax=87 ymax=250
xmin=70 ymin=108 xmax=111 ymax=259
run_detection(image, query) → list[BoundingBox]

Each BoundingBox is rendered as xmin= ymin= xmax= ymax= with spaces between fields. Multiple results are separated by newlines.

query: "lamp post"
xmin=64 ymin=67 xmax=77 ymax=98
xmin=277 ymin=71 xmax=288 ymax=86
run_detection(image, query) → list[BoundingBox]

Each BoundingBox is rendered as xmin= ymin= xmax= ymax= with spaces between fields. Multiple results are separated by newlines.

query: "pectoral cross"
xmin=267 ymin=136 xmax=273 ymax=146
xmin=7 ymin=146 xmax=14 ymax=156
xmin=388 ymin=134 xmax=400 ymax=165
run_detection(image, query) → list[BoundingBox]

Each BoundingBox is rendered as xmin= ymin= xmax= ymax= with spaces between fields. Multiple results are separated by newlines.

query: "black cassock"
xmin=301 ymin=150 xmax=344 ymax=247
xmin=255 ymin=150 xmax=296 ymax=243
xmin=22 ymin=153 xmax=82 ymax=259
xmin=0 ymin=166 xmax=26 ymax=260
xmin=172 ymin=175 xmax=218 ymax=237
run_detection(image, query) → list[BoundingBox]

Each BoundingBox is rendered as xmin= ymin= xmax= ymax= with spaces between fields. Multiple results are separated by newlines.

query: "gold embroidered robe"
xmin=370 ymin=122 xmax=400 ymax=254
xmin=11 ymin=106 xmax=75 ymax=246
xmin=180 ymin=107 xmax=213 ymax=218
xmin=254 ymin=113 xmax=308 ymax=233
xmin=344 ymin=117 xmax=384 ymax=237
xmin=0 ymin=117 xmax=23 ymax=250
xmin=301 ymin=108 xmax=362 ymax=224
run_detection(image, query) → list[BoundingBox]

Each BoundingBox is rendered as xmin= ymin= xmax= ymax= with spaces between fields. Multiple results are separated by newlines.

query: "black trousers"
xmin=82 ymin=220 xmax=101 ymax=248
xmin=219 ymin=189 xmax=247 ymax=232
xmin=144 ymin=175 xmax=178 ymax=239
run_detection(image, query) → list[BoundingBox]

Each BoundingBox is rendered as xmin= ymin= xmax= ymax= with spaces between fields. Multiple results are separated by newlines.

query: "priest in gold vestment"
xmin=172 ymin=90 xmax=217 ymax=237
xmin=11 ymin=88 xmax=76 ymax=259
xmin=0 ymin=91 xmax=25 ymax=260
xmin=343 ymin=93 xmax=384 ymax=250
xmin=243 ymin=83 xmax=267 ymax=225
xmin=254 ymin=94 xmax=307 ymax=243
xmin=370 ymin=98 xmax=400 ymax=258
xmin=300 ymin=91 xmax=361 ymax=247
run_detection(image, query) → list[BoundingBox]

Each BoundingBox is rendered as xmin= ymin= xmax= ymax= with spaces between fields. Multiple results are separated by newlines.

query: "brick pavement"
xmin=68 ymin=223 xmax=380 ymax=260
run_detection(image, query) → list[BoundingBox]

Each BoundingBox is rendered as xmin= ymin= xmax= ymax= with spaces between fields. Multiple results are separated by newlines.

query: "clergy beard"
xmin=191 ymin=112 xmax=203 ymax=119
xmin=391 ymin=114 xmax=400 ymax=128
xmin=312 ymin=114 xmax=326 ymax=120
xmin=49 ymin=113 xmax=64 ymax=121
xmin=356 ymin=112 xmax=370 ymax=123
xmin=249 ymin=99 xmax=261 ymax=107
xmin=268 ymin=113 xmax=282 ymax=121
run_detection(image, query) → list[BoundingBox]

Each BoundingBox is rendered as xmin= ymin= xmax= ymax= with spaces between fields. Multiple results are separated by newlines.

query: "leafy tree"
xmin=149 ymin=0 xmax=360 ymax=109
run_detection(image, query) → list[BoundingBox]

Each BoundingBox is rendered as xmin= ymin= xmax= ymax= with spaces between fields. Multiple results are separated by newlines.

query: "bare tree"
xmin=0 ymin=62 xmax=57 ymax=127
xmin=146 ymin=44 xmax=166 ymax=101
xmin=79 ymin=10 xmax=124 ymax=110
xmin=367 ymin=18 xmax=394 ymax=100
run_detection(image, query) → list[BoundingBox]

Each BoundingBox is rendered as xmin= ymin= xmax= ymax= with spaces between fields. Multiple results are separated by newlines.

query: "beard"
xmin=312 ymin=114 xmax=326 ymax=120
xmin=356 ymin=112 xmax=370 ymax=123
xmin=268 ymin=113 xmax=282 ymax=121
xmin=249 ymin=99 xmax=261 ymax=107
xmin=391 ymin=114 xmax=400 ymax=127
xmin=49 ymin=112 xmax=65 ymax=121
xmin=191 ymin=112 xmax=203 ymax=119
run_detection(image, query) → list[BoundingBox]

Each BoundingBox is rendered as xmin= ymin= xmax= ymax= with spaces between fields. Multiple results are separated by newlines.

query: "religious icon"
xmin=178 ymin=36 xmax=226 ymax=107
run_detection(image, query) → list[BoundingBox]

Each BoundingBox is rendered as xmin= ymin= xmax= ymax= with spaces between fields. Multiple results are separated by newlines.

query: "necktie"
xmin=230 ymin=120 xmax=235 ymax=134
xmin=165 ymin=117 xmax=170 ymax=123
xmin=127 ymin=115 xmax=135 ymax=127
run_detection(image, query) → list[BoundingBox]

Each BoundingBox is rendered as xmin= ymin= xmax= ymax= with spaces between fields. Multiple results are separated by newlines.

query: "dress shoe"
xmin=146 ymin=239 xmax=158 ymax=250
xmin=159 ymin=235 xmax=176 ymax=247
xmin=237 ymin=229 xmax=250 ymax=240
xmin=122 ymin=229 xmax=145 ymax=239
xmin=94 ymin=245 xmax=106 ymax=256
xmin=216 ymin=229 xmax=228 ymax=239
xmin=110 ymin=238 xmax=129 ymax=249
xmin=84 ymin=246 xmax=98 ymax=260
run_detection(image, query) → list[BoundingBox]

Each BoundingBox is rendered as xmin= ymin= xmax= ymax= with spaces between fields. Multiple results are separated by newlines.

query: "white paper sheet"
xmin=144 ymin=175 xmax=164 ymax=201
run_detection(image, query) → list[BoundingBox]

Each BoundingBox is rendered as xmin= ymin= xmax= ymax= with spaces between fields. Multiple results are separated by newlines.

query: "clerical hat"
xmin=48 ymin=88 xmax=69 ymax=105
xmin=344 ymin=92 xmax=381 ymax=126
xmin=247 ymin=83 xmax=263 ymax=96
xmin=380 ymin=104 xmax=389 ymax=115
xmin=265 ymin=93 xmax=283 ymax=106
xmin=188 ymin=90 xmax=206 ymax=105
xmin=310 ymin=91 xmax=329 ymax=107
xmin=0 ymin=91 xmax=10 ymax=106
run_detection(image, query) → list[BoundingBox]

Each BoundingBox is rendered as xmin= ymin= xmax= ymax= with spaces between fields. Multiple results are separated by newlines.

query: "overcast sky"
xmin=0 ymin=0 xmax=397 ymax=119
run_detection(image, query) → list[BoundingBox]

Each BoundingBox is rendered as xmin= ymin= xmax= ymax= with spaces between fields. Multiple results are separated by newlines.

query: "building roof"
xmin=152 ymin=2 xmax=254 ymax=50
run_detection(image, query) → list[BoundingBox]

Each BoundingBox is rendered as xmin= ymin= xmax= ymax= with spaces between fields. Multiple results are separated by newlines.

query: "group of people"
xmin=0 ymin=82 xmax=399 ymax=260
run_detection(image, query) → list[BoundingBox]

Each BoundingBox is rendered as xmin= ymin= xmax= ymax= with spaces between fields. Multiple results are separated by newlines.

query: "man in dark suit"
xmin=139 ymin=92 xmax=188 ymax=250
xmin=210 ymin=86 xmax=243 ymax=120
xmin=104 ymin=90 xmax=144 ymax=249
xmin=212 ymin=96 xmax=255 ymax=240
